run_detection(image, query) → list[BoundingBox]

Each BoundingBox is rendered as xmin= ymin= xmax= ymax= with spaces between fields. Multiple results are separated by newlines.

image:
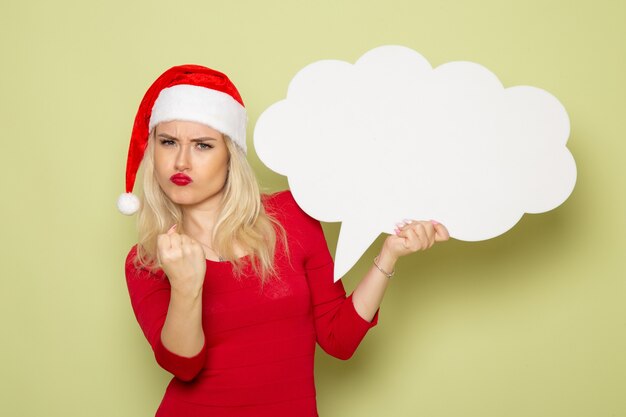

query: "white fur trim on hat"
xmin=149 ymin=84 xmax=247 ymax=152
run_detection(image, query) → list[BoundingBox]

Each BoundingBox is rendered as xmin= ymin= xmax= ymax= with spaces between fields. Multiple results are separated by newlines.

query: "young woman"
xmin=120 ymin=64 xmax=449 ymax=417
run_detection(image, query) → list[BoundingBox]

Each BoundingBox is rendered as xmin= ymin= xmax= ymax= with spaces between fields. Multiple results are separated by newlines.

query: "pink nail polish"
xmin=430 ymin=220 xmax=439 ymax=225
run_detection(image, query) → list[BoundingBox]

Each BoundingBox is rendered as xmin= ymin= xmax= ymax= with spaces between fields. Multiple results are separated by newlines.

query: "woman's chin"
xmin=160 ymin=185 xmax=225 ymax=209
xmin=165 ymin=193 xmax=221 ymax=210
xmin=160 ymin=190 xmax=191 ymax=205
xmin=167 ymin=196 xmax=196 ymax=207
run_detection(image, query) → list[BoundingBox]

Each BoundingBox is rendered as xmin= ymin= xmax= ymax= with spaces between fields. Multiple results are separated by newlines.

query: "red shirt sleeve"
xmin=277 ymin=191 xmax=380 ymax=360
xmin=125 ymin=246 xmax=207 ymax=381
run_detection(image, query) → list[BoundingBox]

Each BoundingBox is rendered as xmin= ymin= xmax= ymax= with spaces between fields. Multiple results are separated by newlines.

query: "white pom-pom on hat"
xmin=117 ymin=193 xmax=140 ymax=215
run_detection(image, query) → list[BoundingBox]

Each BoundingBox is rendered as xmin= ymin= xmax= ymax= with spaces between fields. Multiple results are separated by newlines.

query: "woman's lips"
xmin=170 ymin=173 xmax=192 ymax=186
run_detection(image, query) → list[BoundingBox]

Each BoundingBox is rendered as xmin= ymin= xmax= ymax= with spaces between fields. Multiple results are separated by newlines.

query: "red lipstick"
xmin=170 ymin=173 xmax=192 ymax=186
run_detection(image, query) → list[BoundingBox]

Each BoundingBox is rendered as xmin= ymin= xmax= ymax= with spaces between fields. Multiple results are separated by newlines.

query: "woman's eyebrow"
xmin=157 ymin=133 xmax=217 ymax=142
xmin=190 ymin=137 xmax=218 ymax=142
xmin=157 ymin=133 xmax=177 ymax=140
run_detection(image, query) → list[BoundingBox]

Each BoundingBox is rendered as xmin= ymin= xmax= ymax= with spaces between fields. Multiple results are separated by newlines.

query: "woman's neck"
xmin=181 ymin=203 xmax=221 ymax=244
xmin=181 ymin=204 xmax=248 ymax=261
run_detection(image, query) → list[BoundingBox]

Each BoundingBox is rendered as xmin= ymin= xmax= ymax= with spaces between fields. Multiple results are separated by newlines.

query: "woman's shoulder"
xmin=262 ymin=189 xmax=297 ymax=211
xmin=262 ymin=189 xmax=304 ymax=218
xmin=125 ymin=244 xmax=139 ymax=269
xmin=124 ymin=244 xmax=166 ymax=280
xmin=262 ymin=189 xmax=320 ymax=230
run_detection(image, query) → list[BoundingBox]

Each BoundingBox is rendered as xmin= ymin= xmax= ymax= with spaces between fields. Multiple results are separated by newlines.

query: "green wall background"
xmin=1 ymin=0 xmax=624 ymax=416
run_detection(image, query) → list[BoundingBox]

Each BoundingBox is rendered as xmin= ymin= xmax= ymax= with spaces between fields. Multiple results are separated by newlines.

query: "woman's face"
xmin=153 ymin=120 xmax=230 ymax=210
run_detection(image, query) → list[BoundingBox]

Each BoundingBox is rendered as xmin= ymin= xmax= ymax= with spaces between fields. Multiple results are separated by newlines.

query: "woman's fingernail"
xmin=430 ymin=220 xmax=439 ymax=225
xmin=396 ymin=222 xmax=405 ymax=228
xmin=394 ymin=228 xmax=401 ymax=235
xmin=403 ymin=219 xmax=413 ymax=224
xmin=167 ymin=224 xmax=177 ymax=233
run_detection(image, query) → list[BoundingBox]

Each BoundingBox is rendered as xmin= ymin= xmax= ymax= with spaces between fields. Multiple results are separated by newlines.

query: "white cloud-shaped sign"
xmin=254 ymin=45 xmax=576 ymax=281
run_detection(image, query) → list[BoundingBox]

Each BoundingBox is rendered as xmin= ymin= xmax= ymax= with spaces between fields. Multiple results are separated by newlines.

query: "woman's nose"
xmin=174 ymin=146 xmax=191 ymax=171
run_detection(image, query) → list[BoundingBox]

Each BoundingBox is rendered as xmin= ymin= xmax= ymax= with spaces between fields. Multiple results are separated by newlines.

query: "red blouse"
xmin=125 ymin=190 xmax=379 ymax=417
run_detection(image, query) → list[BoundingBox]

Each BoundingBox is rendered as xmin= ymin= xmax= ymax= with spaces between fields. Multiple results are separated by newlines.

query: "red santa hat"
xmin=117 ymin=64 xmax=247 ymax=215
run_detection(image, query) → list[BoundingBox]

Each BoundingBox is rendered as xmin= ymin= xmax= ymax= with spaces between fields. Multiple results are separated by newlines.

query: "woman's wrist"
xmin=171 ymin=285 xmax=204 ymax=301
xmin=375 ymin=246 xmax=398 ymax=278
xmin=373 ymin=255 xmax=394 ymax=278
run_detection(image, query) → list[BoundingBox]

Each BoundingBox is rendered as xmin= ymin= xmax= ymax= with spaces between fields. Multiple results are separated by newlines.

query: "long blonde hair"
xmin=134 ymin=129 xmax=286 ymax=284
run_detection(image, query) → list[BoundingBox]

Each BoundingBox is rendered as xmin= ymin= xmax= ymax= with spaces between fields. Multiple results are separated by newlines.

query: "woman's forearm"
xmin=161 ymin=288 xmax=205 ymax=357
xmin=351 ymin=248 xmax=397 ymax=322
xmin=351 ymin=219 xmax=450 ymax=322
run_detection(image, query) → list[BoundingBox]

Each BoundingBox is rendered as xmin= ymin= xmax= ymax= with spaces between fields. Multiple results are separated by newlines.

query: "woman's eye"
xmin=197 ymin=143 xmax=214 ymax=150
xmin=159 ymin=139 xmax=175 ymax=146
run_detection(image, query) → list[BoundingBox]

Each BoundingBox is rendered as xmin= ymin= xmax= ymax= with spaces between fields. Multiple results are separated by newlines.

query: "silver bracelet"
xmin=373 ymin=255 xmax=395 ymax=278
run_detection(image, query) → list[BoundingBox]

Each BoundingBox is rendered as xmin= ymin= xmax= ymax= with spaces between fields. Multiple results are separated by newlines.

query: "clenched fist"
xmin=157 ymin=224 xmax=206 ymax=297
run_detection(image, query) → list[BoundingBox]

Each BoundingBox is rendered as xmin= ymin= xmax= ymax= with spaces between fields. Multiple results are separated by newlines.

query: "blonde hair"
xmin=134 ymin=129 xmax=287 ymax=284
